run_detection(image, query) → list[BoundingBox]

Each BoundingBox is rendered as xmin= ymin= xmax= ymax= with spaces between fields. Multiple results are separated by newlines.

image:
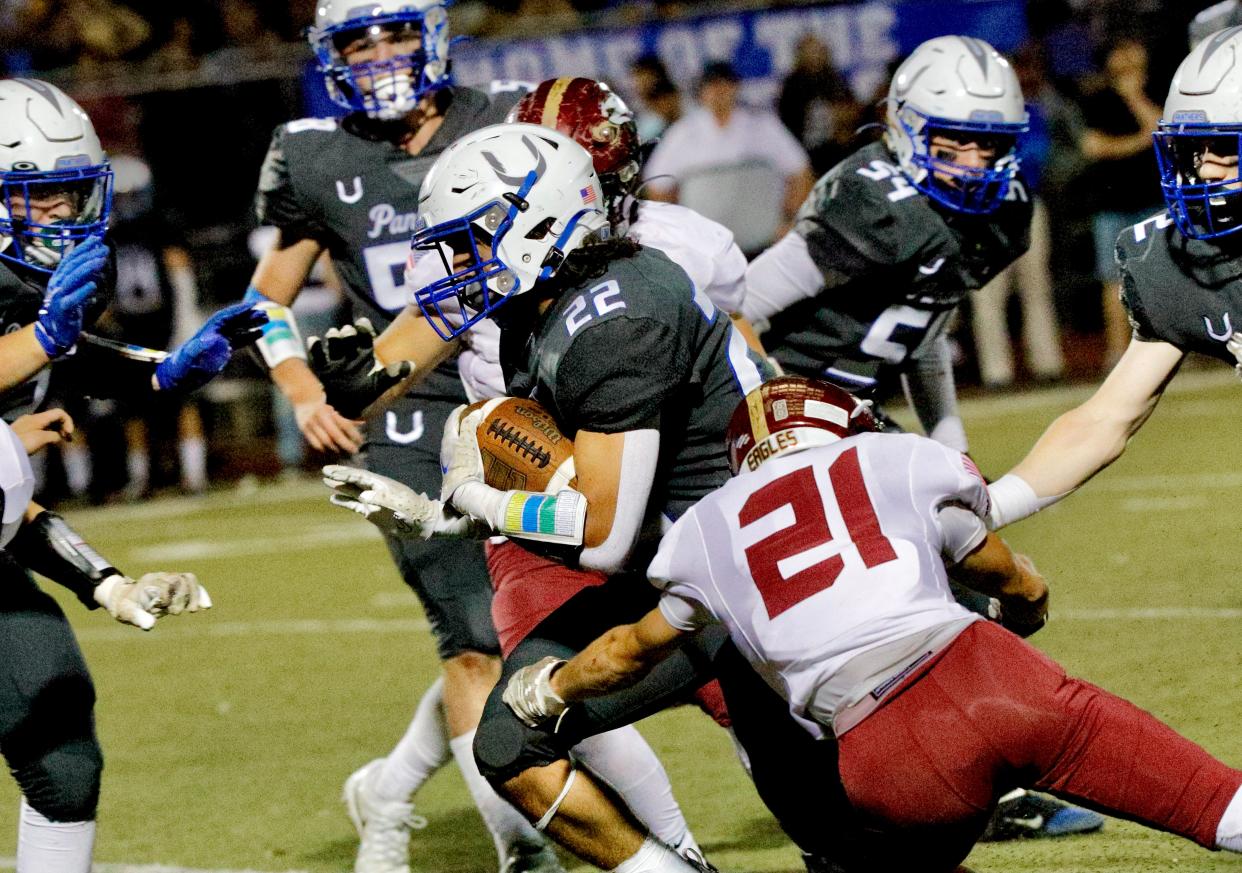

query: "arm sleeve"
xmin=741 ymin=231 xmax=825 ymax=325
xmin=556 ymin=317 xmax=686 ymax=433
xmin=900 ymin=333 xmax=967 ymax=452
xmin=254 ymin=126 xmax=328 ymax=245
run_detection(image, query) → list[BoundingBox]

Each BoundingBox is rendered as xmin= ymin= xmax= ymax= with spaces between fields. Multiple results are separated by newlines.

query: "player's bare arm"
xmin=952 ymin=533 xmax=1049 ymax=637
xmin=249 ymin=232 xmax=363 ymax=453
xmin=989 ymin=337 xmax=1185 ymax=528
xmin=503 ymin=607 xmax=686 ymax=728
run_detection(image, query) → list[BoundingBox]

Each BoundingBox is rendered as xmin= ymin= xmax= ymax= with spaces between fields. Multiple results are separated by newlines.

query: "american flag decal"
xmin=580 ymin=186 xmax=597 ymax=205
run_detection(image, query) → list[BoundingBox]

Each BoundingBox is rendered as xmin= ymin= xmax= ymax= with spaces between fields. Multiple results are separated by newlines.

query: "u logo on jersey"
xmin=1205 ymin=312 xmax=1233 ymax=342
xmin=337 ymin=177 xmax=364 ymax=204
xmin=385 ymin=410 xmax=424 ymax=445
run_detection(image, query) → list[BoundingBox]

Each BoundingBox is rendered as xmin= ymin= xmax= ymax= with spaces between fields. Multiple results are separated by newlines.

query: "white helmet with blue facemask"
xmin=310 ymin=0 xmax=452 ymax=120
xmin=0 ymin=78 xmax=112 ymax=274
xmin=411 ymin=123 xmax=609 ymax=340
xmin=1155 ymin=26 xmax=1242 ymax=240
xmin=885 ymin=36 xmax=1028 ymax=215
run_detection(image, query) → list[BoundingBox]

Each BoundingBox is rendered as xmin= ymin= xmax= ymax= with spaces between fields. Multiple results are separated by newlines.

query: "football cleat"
xmin=499 ymin=841 xmax=567 ymax=873
xmin=981 ymin=788 xmax=1104 ymax=841
xmin=681 ymin=846 xmax=721 ymax=872
xmin=342 ymin=758 xmax=428 ymax=873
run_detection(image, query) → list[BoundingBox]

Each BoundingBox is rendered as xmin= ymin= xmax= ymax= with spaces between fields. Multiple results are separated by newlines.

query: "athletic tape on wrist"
xmin=495 ymin=489 xmax=587 ymax=545
xmin=244 ymin=286 xmax=306 ymax=368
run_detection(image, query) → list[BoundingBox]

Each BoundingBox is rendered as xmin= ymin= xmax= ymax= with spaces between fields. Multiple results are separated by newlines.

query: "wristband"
xmin=9 ymin=510 xmax=119 ymax=608
xmin=453 ymin=481 xmax=587 ymax=546
xmin=986 ymin=473 xmax=1065 ymax=530
xmin=244 ymin=286 xmax=306 ymax=368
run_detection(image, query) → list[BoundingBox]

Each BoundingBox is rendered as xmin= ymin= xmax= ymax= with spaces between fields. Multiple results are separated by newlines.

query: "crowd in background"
xmin=0 ymin=0 xmax=1212 ymax=501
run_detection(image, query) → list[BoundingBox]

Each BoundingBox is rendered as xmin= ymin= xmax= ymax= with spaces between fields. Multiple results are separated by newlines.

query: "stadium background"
xmin=3 ymin=0 xmax=1241 ymax=871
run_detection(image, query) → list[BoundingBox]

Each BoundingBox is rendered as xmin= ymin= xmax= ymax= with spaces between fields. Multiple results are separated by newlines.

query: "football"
xmin=467 ymin=396 xmax=577 ymax=493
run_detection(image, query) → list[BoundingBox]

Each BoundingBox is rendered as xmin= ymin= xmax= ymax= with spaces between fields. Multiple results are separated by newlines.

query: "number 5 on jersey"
xmin=739 ymin=448 xmax=896 ymax=619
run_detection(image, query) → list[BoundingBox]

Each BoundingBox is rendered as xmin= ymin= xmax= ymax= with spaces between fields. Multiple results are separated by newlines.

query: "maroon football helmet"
xmin=508 ymin=77 xmax=641 ymax=226
xmin=726 ymin=377 xmax=879 ymax=475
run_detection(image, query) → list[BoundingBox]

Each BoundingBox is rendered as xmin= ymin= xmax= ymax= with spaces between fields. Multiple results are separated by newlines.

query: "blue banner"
xmin=453 ymin=0 xmax=1027 ymax=105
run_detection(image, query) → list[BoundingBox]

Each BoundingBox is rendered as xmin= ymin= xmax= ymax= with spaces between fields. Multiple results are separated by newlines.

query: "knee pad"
xmin=12 ymin=736 xmax=103 ymax=822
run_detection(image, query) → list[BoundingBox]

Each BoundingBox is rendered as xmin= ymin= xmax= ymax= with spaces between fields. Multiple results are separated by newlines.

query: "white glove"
xmin=93 ymin=572 xmax=212 ymax=631
xmin=1227 ymin=332 xmax=1242 ymax=380
xmin=503 ymin=656 xmax=569 ymax=728
xmin=439 ymin=403 xmax=486 ymax=505
xmin=323 ymin=464 xmax=475 ymax=539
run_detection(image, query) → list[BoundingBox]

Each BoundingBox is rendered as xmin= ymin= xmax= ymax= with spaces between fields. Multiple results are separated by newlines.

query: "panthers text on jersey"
xmin=744 ymin=141 xmax=1032 ymax=389
xmin=450 ymin=199 xmax=749 ymax=402
xmin=648 ymin=431 xmax=989 ymax=737
xmin=1116 ymin=211 xmax=1242 ymax=363
xmin=255 ymin=85 xmax=524 ymax=402
xmin=499 ymin=244 xmax=769 ymax=523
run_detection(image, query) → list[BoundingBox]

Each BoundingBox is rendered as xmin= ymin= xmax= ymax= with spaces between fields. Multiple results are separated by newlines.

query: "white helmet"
xmin=411 ymin=122 xmax=608 ymax=339
xmin=1154 ymin=26 xmax=1242 ymax=239
xmin=0 ymin=78 xmax=112 ymax=273
xmin=309 ymin=0 xmax=451 ymax=120
xmin=884 ymin=36 xmax=1027 ymax=214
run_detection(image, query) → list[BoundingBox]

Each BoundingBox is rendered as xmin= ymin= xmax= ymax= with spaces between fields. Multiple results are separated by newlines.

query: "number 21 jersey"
xmin=648 ymin=431 xmax=990 ymax=732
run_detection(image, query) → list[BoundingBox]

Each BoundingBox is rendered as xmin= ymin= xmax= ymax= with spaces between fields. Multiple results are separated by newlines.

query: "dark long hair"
xmin=544 ymin=233 xmax=642 ymax=292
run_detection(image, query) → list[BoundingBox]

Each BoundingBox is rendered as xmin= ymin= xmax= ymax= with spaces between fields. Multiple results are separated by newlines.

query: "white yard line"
xmin=125 ymin=522 xmax=380 ymax=562
xmin=0 ymin=859 xmax=310 ymax=873
xmin=69 ymin=607 xmax=1242 ymax=645
xmin=74 ymin=616 xmax=430 ymax=643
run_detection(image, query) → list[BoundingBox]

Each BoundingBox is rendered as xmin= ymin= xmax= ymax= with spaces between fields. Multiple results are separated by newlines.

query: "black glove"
xmin=306 ymin=317 xmax=413 ymax=418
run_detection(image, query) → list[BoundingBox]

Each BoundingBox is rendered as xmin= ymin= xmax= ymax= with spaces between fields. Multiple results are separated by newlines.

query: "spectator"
xmin=643 ymin=60 xmax=814 ymax=254
xmin=971 ymin=44 xmax=1066 ymax=388
xmin=777 ymin=33 xmax=863 ymax=175
xmin=629 ymin=54 xmax=683 ymax=141
xmin=1078 ymin=36 xmax=1163 ymax=367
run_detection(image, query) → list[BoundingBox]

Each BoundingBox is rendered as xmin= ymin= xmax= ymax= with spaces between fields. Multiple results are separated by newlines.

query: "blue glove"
xmin=34 ymin=236 xmax=109 ymax=358
xmin=154 ymin=302 xmax=268 ymax=393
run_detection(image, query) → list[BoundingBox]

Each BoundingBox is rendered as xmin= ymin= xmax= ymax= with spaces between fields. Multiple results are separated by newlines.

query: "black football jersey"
xmin=0 ymin=259 xmax=54 ymax=419
xmin=255 ymin=86 xmax=523 ymax=402
xmin=1116 ymin=212 xmax=1242 ymax=363
xmin=501 ymin=246 xmax=772 ymax=522
xmin=763 ymin=141 xmax=1032 ymax=388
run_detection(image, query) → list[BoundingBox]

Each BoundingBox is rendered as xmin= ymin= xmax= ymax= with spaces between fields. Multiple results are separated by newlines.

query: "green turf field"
xmin=2 ymin=369 xmax=1242 ymax=872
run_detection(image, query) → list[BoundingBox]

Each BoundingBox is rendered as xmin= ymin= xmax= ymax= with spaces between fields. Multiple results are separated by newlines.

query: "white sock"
xmin=373 ymin=677 xmax=452 ymax=803
xmin=126 ymin=449 xmax=150 ymax=493
xmin=571 ymin=727 xmax=694 ymax=850
xmin=1216 ymin=785 xmax=1242 ymax=851
xmin=179 ymin=436 xmax=207 ymax=492
xmin=449 ymin=729 xmax=544 ymax=863
xmin=612 ymin=836 xmax=697 ymax=873
xmin=16 ymin=797 xmax=95 ymax=873
xmin=61 ymin=444 xmax=90 ymax=496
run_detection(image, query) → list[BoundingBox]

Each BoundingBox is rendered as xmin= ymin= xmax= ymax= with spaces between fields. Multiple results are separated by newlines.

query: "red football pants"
xmin=839 ymin=621 xmax=1241 ymax=863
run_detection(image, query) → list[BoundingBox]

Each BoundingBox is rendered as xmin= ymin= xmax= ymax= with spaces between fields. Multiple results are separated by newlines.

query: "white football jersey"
xmin=0 ymin=419 xmax=34 ymax=548
xmin=406 ymin=200 xmax=749 ymax=402
xmin=648 ymin=431 xmax=989 ymax=735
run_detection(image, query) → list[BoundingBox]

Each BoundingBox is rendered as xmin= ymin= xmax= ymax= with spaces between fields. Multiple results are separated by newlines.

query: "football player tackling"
xmin=505 ymin=377 xmax=1242 ymax=873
